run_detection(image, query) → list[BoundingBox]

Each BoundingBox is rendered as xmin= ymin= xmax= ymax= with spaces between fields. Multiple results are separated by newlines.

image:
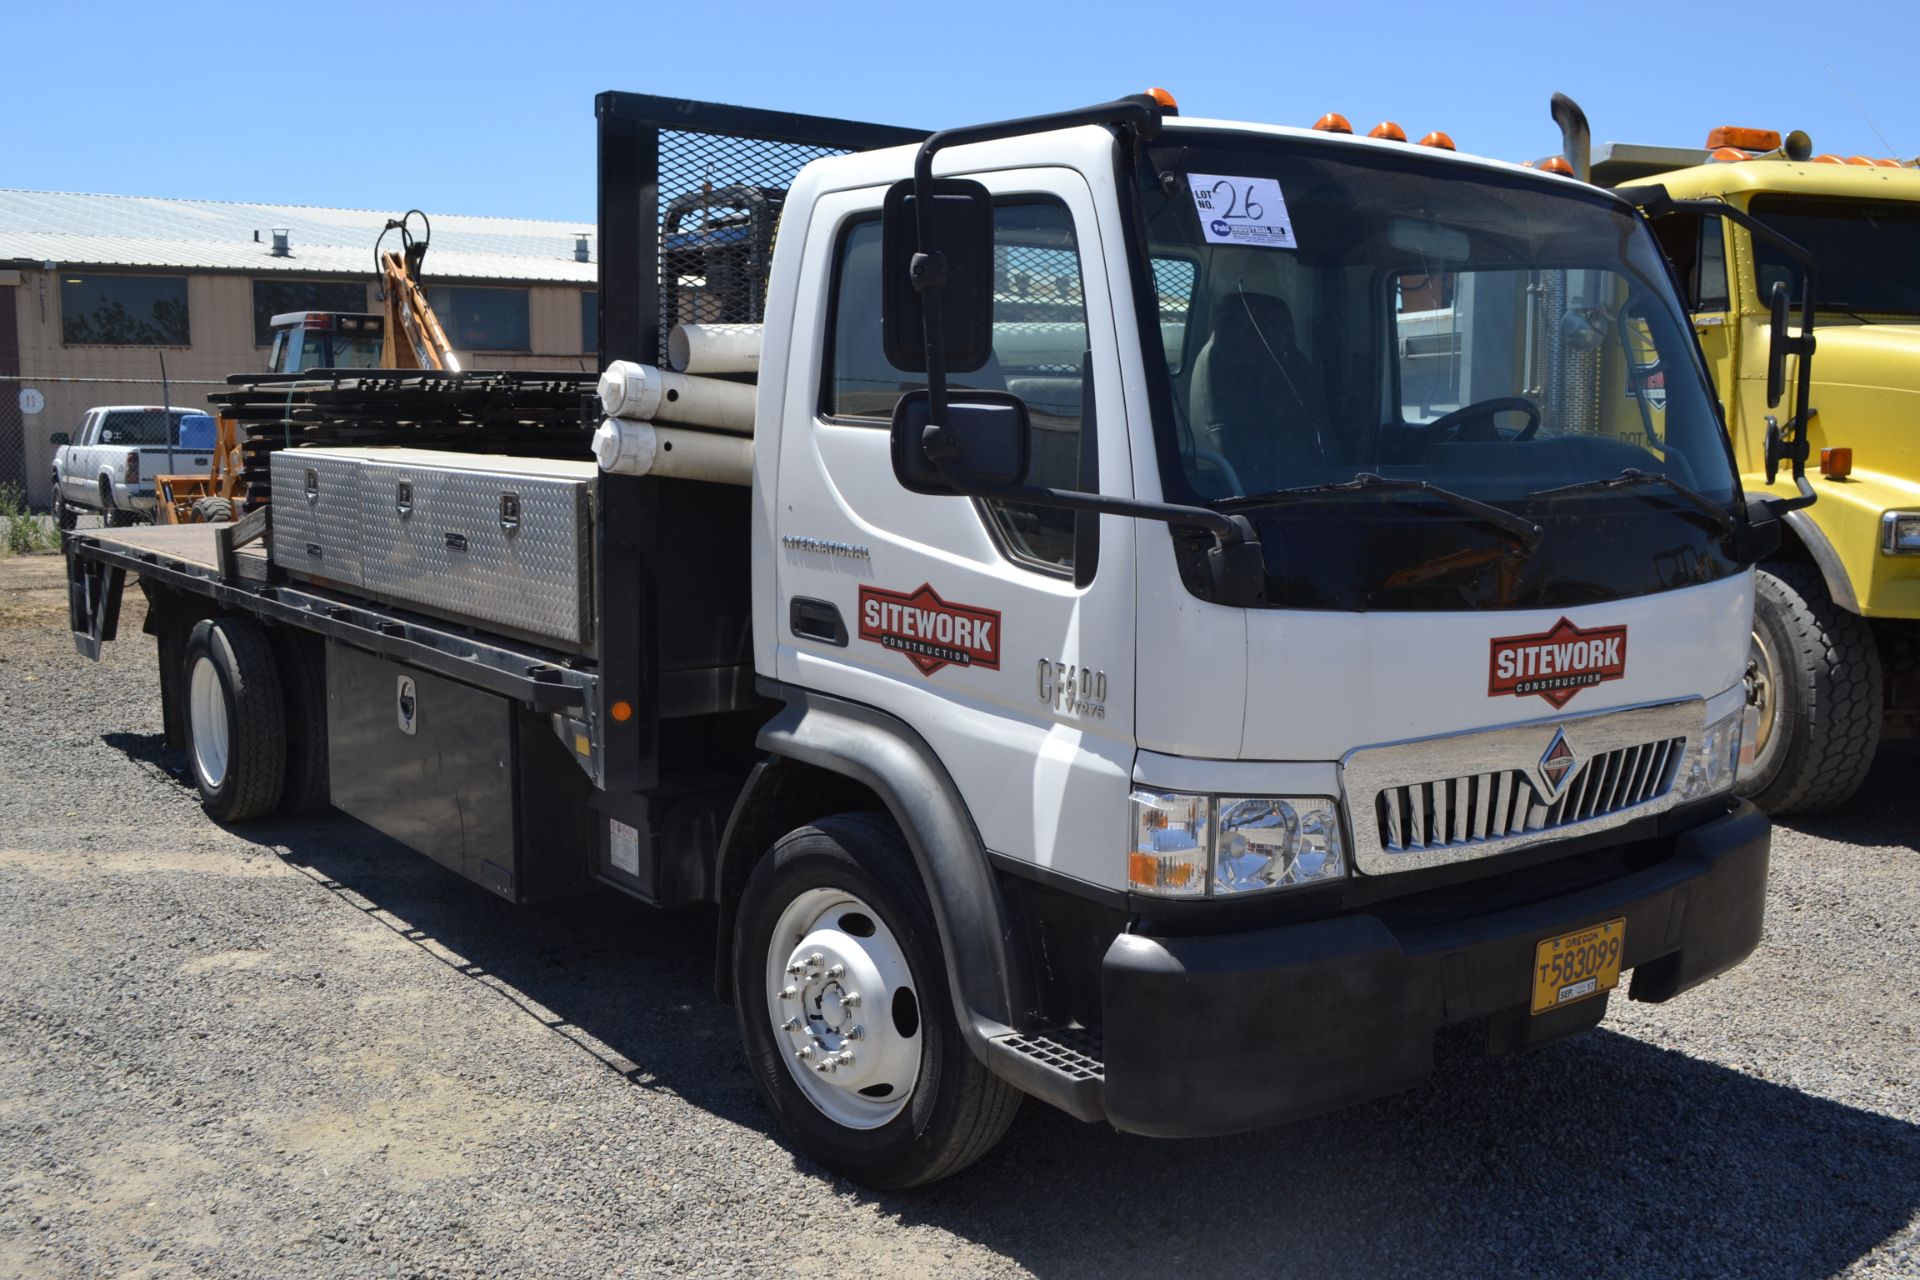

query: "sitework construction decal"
xmin=858 ymin=583 xmax=1001 ymax=677
xmin=1488 ymin=616 xmax=1628 ymax=709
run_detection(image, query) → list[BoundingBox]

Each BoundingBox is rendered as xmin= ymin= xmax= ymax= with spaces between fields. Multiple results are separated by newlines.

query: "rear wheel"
xmin=100 ymin=477 xmax=137 ymax=527
xmin=191 ymin=496 xmax=234 ymax=523
xmin=733 ymin=813 xmax=1020 ymax=1188
xmin=184 ymin=617 xmax=287 ymax=821
xmin=1738 ymin=564 xmax=1882 ymax=814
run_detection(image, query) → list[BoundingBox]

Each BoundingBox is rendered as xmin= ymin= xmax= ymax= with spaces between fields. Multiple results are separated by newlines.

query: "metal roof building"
xmin=1 ymin=189 xmax=601 ymax=507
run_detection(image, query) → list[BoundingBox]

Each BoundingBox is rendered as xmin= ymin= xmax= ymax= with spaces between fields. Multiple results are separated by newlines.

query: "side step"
xmin=983 ymin=1025 xmax=1105 ymax=1123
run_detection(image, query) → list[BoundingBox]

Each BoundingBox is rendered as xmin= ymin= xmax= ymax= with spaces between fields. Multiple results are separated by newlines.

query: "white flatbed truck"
xmin=62 ymin=90 xmax=1810 ymax=1188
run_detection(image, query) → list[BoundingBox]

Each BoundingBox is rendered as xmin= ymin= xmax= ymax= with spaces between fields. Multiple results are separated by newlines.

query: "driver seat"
xmin=1190 ymin=292 xmax=1327 ymax=494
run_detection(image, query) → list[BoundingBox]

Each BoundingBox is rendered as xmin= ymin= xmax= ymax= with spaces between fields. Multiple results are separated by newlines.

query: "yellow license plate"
xmin=1530 ymin=918 xmax=1625 ymax=1015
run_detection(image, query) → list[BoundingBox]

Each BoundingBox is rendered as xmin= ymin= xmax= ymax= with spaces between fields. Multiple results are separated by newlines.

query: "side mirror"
xmin=881 ymin=177 xmax=994 ymax=373
xmin=50 ymin=432 xmax=70 ymax=447
xmin=1767 ymin=280 xmax=1792 ymax=409
xmin=890 ymin=390 xmax=1030 ymax=495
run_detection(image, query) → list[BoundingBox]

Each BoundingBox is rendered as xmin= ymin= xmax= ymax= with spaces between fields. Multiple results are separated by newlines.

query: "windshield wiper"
xmin=1815 ymin=302 xmax=1877 ymax=324
xmin=1527 ymin=468 xmax=1735 ymax=542
xmin=1216 ymin=472 xmax=1543 ymax=552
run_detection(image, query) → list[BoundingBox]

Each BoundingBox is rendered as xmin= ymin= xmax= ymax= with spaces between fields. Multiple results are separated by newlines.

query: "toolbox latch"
xmin=498 ymin=492 xmax=521 ymax=534
xmin=395 ymin=480 xmax=413 ymax=518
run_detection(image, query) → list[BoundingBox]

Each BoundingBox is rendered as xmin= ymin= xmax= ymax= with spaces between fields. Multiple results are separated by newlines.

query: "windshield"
xmin=1134 ymin=133 xmax=1742 ymax=611
xmin=301 ymin=332 xmax=383 ymax=370
xmin=1750 ymin=195 xmax=1920 ymax=317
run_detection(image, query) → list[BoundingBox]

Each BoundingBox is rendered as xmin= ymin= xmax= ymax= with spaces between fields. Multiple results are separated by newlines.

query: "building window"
xmin=252 ymin=279 xmax=369 ymax=345
xmin=426 ymin=286 xmax=530 ymax=351
xmin=61 ymin=274 xmax=189 ymax=346
xmin=581 ymin=290 xmax=598 ymax=355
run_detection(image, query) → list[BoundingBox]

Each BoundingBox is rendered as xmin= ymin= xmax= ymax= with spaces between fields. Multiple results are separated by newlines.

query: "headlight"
xmin=1676 ymin=703 xmax=1744 ymax=803
xmin=1882 ymin=512 xmax=1920 ymax=555
xmin=1129 ymin=790 xmax=1346 ymax=898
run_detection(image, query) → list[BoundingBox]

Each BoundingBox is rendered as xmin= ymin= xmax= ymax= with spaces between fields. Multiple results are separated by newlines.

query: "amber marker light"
xmin=1312 ymin=112 xmax=1353 ymax=134
xmin=1419 ymin=130 xmax=1456 ymax=150
xmin=1369 ymin=121 xmax=1408 ymax=142
xmin=610 ymin=700 xmax=634 ymax=723
xmin=1821 ymin=447 xmax=1854 ymax=479
xmin=1538 ymin=155 xmax=1575 ymax=176
xmin=1814 ymin=154 xmax=1845 ymax=164
xmin=1146 ymin=87 xmax=1178 ymax=111
xmin=1710 ymin=147 xmax=1750 ymax=163
xmin=1707 ymin=126 xmax=1782 ymax=151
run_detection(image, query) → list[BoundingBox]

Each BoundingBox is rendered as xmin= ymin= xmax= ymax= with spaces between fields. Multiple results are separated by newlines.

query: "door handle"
xmin=789 ymin=597 xmax=847 ymax=646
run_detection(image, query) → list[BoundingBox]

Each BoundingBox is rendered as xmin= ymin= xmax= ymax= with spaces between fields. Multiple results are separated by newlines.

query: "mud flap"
xmin=68 ymin=553 xmax=124 ymax=661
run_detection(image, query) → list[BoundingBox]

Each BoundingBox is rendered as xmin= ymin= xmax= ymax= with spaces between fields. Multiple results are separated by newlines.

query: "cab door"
xmin=773 ymin=168 xmax=1137 ymax=889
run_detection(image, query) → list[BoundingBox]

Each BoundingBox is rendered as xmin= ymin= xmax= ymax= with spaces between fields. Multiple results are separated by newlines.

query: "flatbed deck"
xmin=65 ymin=523 xmax=594 ymax=715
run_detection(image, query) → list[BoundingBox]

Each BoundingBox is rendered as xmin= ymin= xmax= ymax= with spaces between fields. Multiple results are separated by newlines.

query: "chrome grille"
xmin=1341 ymin=699 xmax=1703 ymax=876
xmin=1376 ymin=736 xmax=1684 ymax=854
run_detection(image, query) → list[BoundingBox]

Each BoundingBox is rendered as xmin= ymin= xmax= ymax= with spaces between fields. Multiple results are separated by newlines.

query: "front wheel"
xmin=1738 ymin=564 xmax=1882 ymax=814
xmin=733 ymin=813 xmax=1020 ymax=1188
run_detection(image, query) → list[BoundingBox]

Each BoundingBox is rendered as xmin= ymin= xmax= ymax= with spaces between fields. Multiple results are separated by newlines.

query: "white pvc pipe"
xmin=668 ymin=323 xmax=761 ymax=375
xmin=597 ymin=361 xmax=756 ymax=435
xmin=593 ymin=417 xmax=753 ymax=487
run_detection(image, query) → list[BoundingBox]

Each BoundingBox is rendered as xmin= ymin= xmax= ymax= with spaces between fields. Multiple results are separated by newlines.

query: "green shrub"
xmin=0 ymin=483 xmax=58 ymax=555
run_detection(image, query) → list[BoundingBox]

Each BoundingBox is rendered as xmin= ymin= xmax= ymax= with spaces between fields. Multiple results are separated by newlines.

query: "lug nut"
xmin=779 ymin=985 xmax=798 ymax=1001
xmin=786 ymin=960 xmax=806 ymax=976
xmin=781 ymin=1017 xmax=800 ymax=1032
xmin=806 ymin=952 xmax=824 ymax=972
xmin=845 ymin=1024 xmax=864 ymax=1041
xmin=836 ymin=1051 xmax=855 ymax=1067
xmin=826 ymin=963 xmax=846 ymax=979
xmin=841 ymin=991 xmax=861 ymax=1008
xmin=796 ymin=1045 xmax=814 ymax=1061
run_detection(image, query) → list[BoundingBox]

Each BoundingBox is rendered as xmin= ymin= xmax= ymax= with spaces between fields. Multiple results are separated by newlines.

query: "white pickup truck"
xmin=51 ymin=406 xmax=217 ymax=529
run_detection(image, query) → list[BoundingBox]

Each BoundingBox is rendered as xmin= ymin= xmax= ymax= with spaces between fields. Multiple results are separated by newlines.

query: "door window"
xmin=824 ymin=197 xmax=1092 ymax=575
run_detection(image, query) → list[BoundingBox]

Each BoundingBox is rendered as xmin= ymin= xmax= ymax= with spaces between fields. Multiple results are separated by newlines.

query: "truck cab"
xmin=1594 ymin=132 xmax=1920 ymax=811
xmin=266 ymin=311 xmax=386 ymax=373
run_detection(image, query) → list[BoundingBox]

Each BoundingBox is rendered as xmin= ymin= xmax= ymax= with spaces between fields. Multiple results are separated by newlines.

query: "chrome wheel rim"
xmin=764 ymin=886 xmax=921 ymax=1129
xmin=1740 ymin=627 xmax=1787 ymax=788
xmin=188 ymin=655 xmax=229 ymax=791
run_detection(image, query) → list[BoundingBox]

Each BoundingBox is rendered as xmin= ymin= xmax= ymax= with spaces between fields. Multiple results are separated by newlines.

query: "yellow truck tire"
xmin=1740 ymin=564 xmax=1882 ymax=814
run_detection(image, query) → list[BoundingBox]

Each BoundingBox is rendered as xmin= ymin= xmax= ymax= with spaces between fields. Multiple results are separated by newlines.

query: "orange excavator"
xmin=156 ymin=211 xmax=458 ymax=523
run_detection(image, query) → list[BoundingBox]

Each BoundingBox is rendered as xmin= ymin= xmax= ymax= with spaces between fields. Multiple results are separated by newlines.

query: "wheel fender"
xmin=715 ymin=687 xmax=1025 ymax=1058
xmin=1780 ymin=510 xmax=1861 ymax=615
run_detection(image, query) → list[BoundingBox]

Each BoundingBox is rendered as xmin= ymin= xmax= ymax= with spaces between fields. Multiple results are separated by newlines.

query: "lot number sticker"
xmin=1187 ymin=173 xmax=1297 ymax=249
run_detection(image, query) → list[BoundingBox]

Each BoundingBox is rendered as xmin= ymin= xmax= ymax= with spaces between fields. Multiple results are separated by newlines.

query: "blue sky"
xmin=4 ymin=0 xmax=1916 ymax=224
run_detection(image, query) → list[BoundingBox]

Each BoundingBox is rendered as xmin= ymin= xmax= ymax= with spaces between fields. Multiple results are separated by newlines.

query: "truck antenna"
xmin=1825 ymin=64 xmax=1902 ymax=158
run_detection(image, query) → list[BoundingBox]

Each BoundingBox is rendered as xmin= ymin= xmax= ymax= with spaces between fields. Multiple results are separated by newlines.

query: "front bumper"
xmin=1100 ymin=800 xmax=1768 ymax=1137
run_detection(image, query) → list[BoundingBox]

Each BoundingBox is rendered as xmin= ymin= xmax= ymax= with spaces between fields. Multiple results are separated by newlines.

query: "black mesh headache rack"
xmin=591 ymin=93 xmax=923 ymax=796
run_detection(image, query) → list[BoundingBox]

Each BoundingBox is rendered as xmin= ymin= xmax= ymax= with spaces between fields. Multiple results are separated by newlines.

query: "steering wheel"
xmin=1421 ymin=396 xmax=1542 ymax=443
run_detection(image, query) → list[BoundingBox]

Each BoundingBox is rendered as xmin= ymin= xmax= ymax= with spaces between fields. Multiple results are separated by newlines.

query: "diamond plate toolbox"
xmin=269 ymin=451 xmax=368 ymax=587
xmin=270 ymin=447 xmax=596 ymax=647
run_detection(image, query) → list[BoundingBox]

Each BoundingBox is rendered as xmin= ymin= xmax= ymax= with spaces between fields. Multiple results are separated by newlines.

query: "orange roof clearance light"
xmin=1813 ymin=153 xmax=1846 ymax=164
xmin=1709 ymin=146 xmax=1750 ymax=163
xmin=1146 ymin=87 xmax=1178 ymax=111
xmin=1313 ymin=112 xmax=1353 ymax=134
xmin=1706 ymin=126 xmax=1782 ymax=152
xmin=1872 ymin=157 xmax=1902 ymax=168
xmin=1847 ymin=156 xmax=1876 ymax=166
xmin=1538 ymin=155 xmax=1575 ymax=177
xmin=1369 ymin=120 xmax=1408 ymax=142
xmin=1419 ymin=130 xmax=1456 ymax=150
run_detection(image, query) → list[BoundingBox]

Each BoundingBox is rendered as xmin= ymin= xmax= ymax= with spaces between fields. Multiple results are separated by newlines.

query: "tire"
xmin=271 ymin=628 xmax=329 ymax=814
xmin=733 ymin=813 xmax=1020 ymax=1188
xmin=1738 ymin=563 xmax=1882 ymax=814
xmin=53 ymin=495 xmax=77 ymax=532
xmin=191 ymin=496 xmax=234 ymax=523
xmin=183 ymin=617 xmax=287 ymax=821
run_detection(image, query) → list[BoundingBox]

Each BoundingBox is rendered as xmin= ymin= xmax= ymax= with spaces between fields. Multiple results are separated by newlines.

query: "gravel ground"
xmin=0 ymin=549 xmax=1915 ymax=1278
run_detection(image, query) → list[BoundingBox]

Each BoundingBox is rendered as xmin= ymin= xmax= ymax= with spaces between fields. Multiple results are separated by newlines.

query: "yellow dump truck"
xmin=1557 ymin=103 xmax=1920 ymax=813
